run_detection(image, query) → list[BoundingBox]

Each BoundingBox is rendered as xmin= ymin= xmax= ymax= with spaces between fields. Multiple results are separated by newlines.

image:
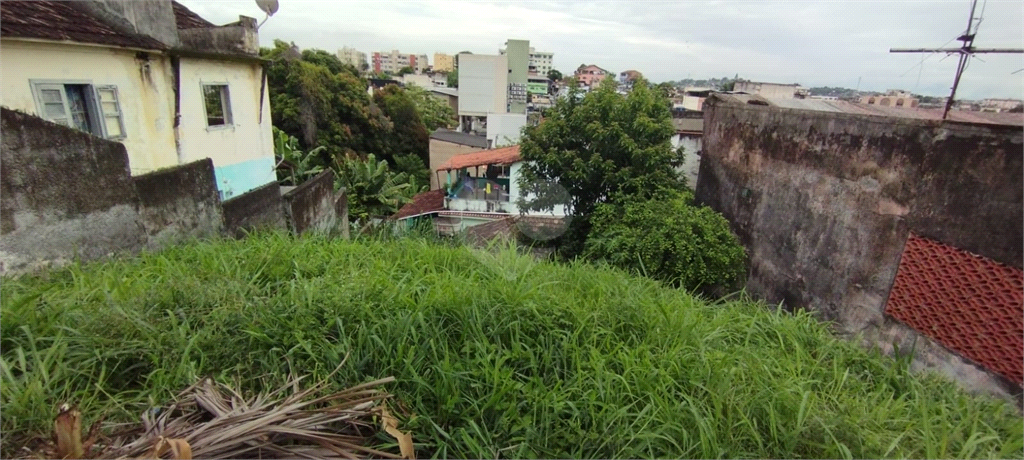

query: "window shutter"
xmin=95 ymin=86 xmax=126 ymax=139
xmin=35 ymin=84 xmax=72 ymax=127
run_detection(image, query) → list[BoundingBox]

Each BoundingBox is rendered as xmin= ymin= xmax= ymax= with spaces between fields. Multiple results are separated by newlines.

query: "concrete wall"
xmin=487 ymin=113 xmax=526 ymax=147
xmin=0 ymin=40 xmax=178 ymax=174
xmin=77 ymin=0 xmax=180 ymax=47
xmin=695 ymin=99 xmax=1023 ymax=399
xmin=429 ymin=139 xmax=484 ymax=190
xmin=734 ymin=81 xmax=799 ymax=99
xmin=458 ymin=54 xmax=508 ymax=117
xmin=1 ymin=108 xmax=147 ymax=273
xmin=177 ymin=57 xmax=275 ymax=199
xmin=221 ymin=182 xmax=286 ymax=238
xmin=178 ymin=17 xmax=258 ymax=56
xmin=2 ymin=107 xmax=346 ymax=275
xmin=133 ymin=158 xmax=223 ymax=248
xmin=283 ymin=170 xmax=337 ymax=235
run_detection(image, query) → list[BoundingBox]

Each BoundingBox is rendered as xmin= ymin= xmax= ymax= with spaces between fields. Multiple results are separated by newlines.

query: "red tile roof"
xmin=0 ymin=0 xmax=168 ymax=50
xmin=393 ymin=189 xmax=445 ymax=220
xmin=885 ymin=233 xmax=1024 ymax=384
xmin=436 ymin=145 xmax=521 ymax=171
xmin=172 ymin=1 xmax=216 ymax=29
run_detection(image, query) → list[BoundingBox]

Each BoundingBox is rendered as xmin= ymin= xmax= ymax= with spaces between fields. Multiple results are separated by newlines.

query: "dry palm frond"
xmin=96 ymin=373 xmax=407 ymax=459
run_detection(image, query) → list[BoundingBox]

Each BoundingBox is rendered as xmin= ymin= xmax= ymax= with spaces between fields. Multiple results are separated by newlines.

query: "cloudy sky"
xmin=180 ymin=0 xmax=1023 ymax=99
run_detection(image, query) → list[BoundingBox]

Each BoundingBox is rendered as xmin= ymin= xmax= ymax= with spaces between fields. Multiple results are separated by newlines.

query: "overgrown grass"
xmin=2 ymin=232 xmax=1021 ymax=458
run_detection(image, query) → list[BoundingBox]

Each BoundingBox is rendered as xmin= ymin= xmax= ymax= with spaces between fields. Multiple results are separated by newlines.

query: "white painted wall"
xmin=0 ymin=39 xmax=178 ymax=174
xmin=486 ymin=113 xmax=526 ymax=147
xmin=177 ymin=58 xmax=273 ymax=166
xmin=458 ymin=54 xmax=508 ymax=116
xmin=671 ymin=134 xmax=702 ymax=189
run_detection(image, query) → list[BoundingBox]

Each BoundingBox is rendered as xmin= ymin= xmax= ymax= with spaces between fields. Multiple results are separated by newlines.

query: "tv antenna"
xmin=254 ymin=0 xmax=279 ymax=30
xmin=890 ymin=0 xmax=1022 ymax=120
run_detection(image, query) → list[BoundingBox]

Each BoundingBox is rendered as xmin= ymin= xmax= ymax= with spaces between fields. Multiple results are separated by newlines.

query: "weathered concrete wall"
xmin=221 ymin=182 xmax=286 ymax=238
xmin=695 ymin=99 xmax=1024 ymax=400
xmin=1 ymin=108 xmax=147 ymax=273
xmin=133 ymin=159 xmax=223 ymax=248
xmin=1 ymin=108 xmax=320 ymax=275
xmin=177 ymin=16 xmax=258 ymax=56
xmin=74 ymin=0 xmax=180 ymax=47
xmin=283 ymin=170 xmax=337 ymax=235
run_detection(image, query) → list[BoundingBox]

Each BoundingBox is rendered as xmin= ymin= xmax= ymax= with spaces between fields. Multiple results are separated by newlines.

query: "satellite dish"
xmin=255 ymin=0 xmax=279 ymax=16
xmin=255 ymin=0 xmax=278 ymax=30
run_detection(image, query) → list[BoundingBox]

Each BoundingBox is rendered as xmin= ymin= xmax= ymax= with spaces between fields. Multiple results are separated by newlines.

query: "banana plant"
xmin=335 ymin=154 xmax=425 ymax=222
xmin=274 ymin=127 xmax=326 ymax=186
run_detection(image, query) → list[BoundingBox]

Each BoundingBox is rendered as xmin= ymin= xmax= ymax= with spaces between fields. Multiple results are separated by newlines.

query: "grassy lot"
xmin=2 ymin=232 xmax=1021 ymax=458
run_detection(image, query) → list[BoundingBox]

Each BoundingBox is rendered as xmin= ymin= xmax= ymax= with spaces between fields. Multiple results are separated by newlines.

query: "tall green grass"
xmin=2 ymin=232 xmax=1021 ymax=458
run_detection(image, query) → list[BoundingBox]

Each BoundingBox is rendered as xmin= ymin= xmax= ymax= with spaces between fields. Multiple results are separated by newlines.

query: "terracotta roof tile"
xmin=436 ymin=145 xmax=521 ymax=171
xmin=393 ymin=189 xmax=445 ymax=220
xmin=172 ymin=1 xmax=215 ymax=29
xmin=1 ymin=0 xmax=168 ymax=50
xmin=885 ymin=233 xmax=1024 ymax=384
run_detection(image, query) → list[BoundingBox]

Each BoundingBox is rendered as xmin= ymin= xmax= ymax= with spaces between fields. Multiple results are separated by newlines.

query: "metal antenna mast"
xmin=890 ymin=0 xmax=1023 ymax=120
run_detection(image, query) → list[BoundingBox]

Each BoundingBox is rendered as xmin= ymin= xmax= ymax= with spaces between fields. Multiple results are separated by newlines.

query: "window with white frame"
xmin=32 ymin=82 xmax=126 ymax=139
xmin=202 ymin=84 xmax=232 ymax=127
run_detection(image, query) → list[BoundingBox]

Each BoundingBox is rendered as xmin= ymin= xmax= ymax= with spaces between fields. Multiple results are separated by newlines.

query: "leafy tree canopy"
xmin=547 ymin=69 xmax=563 ymax=81
xmin=517 ymin=76 xmax=684 ymax=256
xmin=447 ymin=70 xmax=458 ymax=88
xmin=404 ymin=84 xmax=456 ymax=132
xmin=397 ymin=66 xmax=415 ymax=76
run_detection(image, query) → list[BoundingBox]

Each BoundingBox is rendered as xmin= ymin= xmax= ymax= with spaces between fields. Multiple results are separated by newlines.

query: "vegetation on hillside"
xmin=586 ymin=188 xmax=746 ymax=294
xmin=1 ymin=234 xmax=1021 ymax=459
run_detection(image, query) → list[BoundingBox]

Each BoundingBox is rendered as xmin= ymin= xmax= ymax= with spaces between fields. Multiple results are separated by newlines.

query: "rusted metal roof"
xmin=885 ymin=233 xmax=1024 ymax=384
xmin=711 ymin=93 xmax=1023 ymax=127
xmin=436 ymin=145 xmax=521 ymax=171
xmin=0 ymin=0 xmax=168 ymax=50
xmin=393 ymin=189 xmax=445 ymax=220
xmin=172 ymin=1 xmax=215 ymax=29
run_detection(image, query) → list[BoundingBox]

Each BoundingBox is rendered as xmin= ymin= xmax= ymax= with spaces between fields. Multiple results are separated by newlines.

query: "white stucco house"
xmin=0 ymin=0 xmax=275 ymax=200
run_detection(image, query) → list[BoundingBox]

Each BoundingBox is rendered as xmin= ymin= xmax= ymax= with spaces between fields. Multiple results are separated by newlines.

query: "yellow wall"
xmin=177 ymin=58 xmax=273 ymax=167
xmin=0 ymin=39 xmax=178 ymax=174
xmin=433 ymin=53 xmax=454 ymax=73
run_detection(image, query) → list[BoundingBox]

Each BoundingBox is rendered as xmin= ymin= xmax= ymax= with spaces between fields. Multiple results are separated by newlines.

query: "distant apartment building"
xmin=433 ymin=53 xmax=455 ymax=73
xmin=529 ymin=48 xmax=553 ymax=75
xmin=372 ymin=49 xmax=429 ymax=74
xmin=734 ymin=80 xmax=808 ymax=99
xmin=498 ymin=44 xmax=553 ymax=76
xmin=859 ymin=89 xmax=919 ymax=108
xmin=502 ymin=39 xmax=530 ymax=114
xmin=337 ymin=46 xmax=367 ymax=70
xmin=458 ymin=54 xmax=509 ymax=118
xmin=574 ymin=64 xmax=610 ymax=87
xmin=980 ymin=98 xmax=1023 ymax=113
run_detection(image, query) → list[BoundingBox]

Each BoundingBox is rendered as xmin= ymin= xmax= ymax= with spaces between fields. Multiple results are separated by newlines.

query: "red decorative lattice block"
xmin=885 ymin=233 xmax=1023 ymax=384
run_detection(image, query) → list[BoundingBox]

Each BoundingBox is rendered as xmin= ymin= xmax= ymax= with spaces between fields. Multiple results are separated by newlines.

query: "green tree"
xmin=547 ymin=69 xmax=563 ymax=81
xmin=516 ymin=76 xmax=684 ymax=256
xmin=393 ymin=154 xmax=431 ymax=190
xmin=261 ymin=40 xmax=392 ymax=163
xmin=397 ymin=66 xmax=415 ymax=76
xmin=373 ymin=84 xmax=429 ymax=165
xmin=447 ymin=70 xmax=458 ymax=88
xmin=335 ymin=154 xmax=424 ymax=222
xmin=404 ymin=84 xmax=456 ymax=131
xmin=585 ymin=188 xmax=746 ymax=294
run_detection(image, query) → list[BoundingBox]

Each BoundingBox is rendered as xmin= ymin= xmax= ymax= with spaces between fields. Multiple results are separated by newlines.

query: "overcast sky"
xmin=180 ymin=0 xmax=1023 ymax=100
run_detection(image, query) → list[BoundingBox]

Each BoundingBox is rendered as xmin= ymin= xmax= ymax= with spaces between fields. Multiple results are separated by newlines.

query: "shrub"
xmin=585 ymin=189 xmax=746 ymax=293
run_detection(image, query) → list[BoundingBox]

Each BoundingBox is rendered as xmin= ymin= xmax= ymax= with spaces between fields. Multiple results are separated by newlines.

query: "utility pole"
xmin=889 ymin=0 xmax=1024 ymax=120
